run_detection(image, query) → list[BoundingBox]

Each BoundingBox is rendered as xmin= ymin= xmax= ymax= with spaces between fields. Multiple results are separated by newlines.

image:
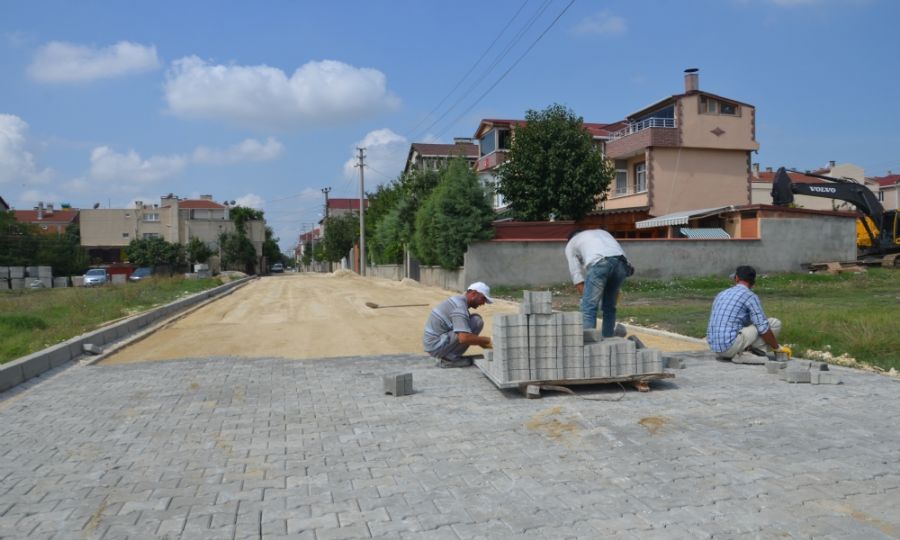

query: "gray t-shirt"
xmin=423 ymin=295 xmax=472 ymax=352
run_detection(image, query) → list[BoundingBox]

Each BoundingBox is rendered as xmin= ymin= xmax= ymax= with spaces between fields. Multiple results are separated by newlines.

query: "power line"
xmin=406 ymin=0 xmax=532 ymax=137
xmin=433 ymin=0 xmax=576 ymax=141
xmin=410 ymin=0 xmax=555 ymax=142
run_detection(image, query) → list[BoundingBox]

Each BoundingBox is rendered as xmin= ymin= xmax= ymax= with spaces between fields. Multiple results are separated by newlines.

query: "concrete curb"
xmin=621 ymin=322 xmax=708 ymax=345
xmin=0 ymin=276 xmax=255 ymax=393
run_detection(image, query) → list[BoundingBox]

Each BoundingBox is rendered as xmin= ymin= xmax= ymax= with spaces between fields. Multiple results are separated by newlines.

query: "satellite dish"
xmin=93 ymin=203 xmax=100 ymax=209
xmin=230 ymin=200 xmax=236 ymax=205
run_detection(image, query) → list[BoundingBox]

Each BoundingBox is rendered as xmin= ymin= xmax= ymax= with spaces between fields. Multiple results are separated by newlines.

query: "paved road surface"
xmin=1 ymin=350 xmax=898 ymax=539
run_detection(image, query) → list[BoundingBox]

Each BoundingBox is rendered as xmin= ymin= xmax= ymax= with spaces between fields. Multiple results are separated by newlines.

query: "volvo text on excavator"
xmin=770 ymin=167 xmax=900 ymax=263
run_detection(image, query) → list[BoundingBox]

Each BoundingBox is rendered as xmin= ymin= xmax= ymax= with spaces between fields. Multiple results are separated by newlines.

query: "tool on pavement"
xmin=365 ymin=301 xmax=428 ymax=309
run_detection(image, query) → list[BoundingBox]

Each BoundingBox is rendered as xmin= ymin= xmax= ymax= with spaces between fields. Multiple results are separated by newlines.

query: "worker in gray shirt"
xmin=423 ymin=282 xmax=494 ymax=368
xmin=565 ymin=229 xmax=631 ymax=335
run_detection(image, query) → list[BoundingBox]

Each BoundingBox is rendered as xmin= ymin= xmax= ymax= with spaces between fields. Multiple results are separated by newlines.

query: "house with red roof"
xmin=12 ymin=202 xmax=79 ymax=235
xmin=869 ymin=172 xmax=900 ymax=211
xmin=403 ymin=139 xmax=479 ymax=176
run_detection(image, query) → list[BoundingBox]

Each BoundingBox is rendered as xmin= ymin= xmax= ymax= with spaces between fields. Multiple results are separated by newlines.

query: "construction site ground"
xmin=1 ymin=272 xmax=898 ymax=538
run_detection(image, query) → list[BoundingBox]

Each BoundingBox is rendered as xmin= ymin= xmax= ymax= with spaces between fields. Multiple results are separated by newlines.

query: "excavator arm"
xmin=770 ymin=167 xmax=885 ymax=250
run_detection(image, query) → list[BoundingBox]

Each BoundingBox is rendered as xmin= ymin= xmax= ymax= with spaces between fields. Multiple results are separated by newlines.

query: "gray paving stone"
xmin=0 ymin=353 xmax=898 ymax=538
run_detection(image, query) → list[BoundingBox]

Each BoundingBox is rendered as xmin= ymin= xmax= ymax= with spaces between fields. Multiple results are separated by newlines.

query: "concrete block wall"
xmin=478 ymin=291 xmax=664 ymax=386
xmin=0 ymin=276 xmax=254 ymax=393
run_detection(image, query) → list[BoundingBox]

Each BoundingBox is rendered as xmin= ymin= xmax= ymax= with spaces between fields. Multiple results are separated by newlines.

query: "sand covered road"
xmin=101 ymin=271 xmax=707 ymax=364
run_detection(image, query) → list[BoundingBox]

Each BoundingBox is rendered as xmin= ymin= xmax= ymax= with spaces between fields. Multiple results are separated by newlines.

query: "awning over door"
xmin=634 ymin=206 xmax=734 ymax=229
xmin=679 ymin=227 xmax=731 ymax=239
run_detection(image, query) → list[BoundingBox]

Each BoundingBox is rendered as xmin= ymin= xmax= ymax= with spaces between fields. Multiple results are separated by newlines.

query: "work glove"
xmin=776 ymin=345 xmax=792 ymax=358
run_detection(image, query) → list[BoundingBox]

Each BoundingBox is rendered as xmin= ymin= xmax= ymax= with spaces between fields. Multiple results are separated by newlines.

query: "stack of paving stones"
xmin=476 ymin=290 xmax=664 ymax=386
xmin=768 ymin=359 xmax=842 ymax=384
xmin=8 ymin=266 xmax=25 ymax=289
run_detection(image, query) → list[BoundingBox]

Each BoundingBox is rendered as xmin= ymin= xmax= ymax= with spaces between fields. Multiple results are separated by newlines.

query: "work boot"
xmin=437 ymin=357 xmax=473 ymax=368
xmin=747 ymin=347 xmax=768 ymax=357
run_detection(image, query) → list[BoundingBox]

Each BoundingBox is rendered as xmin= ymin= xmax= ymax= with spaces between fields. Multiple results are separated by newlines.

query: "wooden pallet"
xmin=518 ymin=373 xmax=675 ymax=398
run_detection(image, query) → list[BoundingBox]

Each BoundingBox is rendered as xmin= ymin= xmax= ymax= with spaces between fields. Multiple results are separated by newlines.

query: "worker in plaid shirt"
xmin=707 ymin=265 xmax=791 ymax=362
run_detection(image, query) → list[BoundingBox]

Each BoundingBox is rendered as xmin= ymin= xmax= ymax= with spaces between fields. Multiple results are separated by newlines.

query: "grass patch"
xmin=492 ymin=268 xmax=900 ymax=372
xmin=0 ymin=276 xmax=223 ymax=364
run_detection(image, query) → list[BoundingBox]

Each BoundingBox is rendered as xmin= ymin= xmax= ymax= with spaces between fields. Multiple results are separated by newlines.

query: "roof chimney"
xmin=200 ymin=194 xmax=213 ymax=201
xmin=828 ymin=160 xmax=836 ymax=169
xmin=36 ymin=201 xmax=44 ymax=220
xmin=752 ymin=163 xmax=760 ymax=177
xmin=46 ymin=203 xmax=54 ymax=215
xmin=766 ymin=167 xmax=773 ymax=173
xmin=453 ymin=137 xmax=473 ymax=145
xmin=684 ymin=68 xmax=699 ymax=93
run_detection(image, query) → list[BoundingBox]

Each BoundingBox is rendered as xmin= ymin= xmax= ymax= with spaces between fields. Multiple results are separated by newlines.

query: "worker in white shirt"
xmin=564 ymin=229 xmax=633 ymax=336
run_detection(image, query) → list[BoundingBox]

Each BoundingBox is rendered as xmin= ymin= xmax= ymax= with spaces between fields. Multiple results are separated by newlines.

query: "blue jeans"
xmin=581 ymin=257 xmax=628 ymax=336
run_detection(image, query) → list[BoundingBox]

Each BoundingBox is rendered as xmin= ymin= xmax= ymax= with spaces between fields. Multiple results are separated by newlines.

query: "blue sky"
xmin=2 ymin=0 xmax=898 ymax=251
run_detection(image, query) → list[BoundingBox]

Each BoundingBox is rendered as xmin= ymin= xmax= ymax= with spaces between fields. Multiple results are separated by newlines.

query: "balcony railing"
xmin=610 ymin=117 xmax=676 ymax=140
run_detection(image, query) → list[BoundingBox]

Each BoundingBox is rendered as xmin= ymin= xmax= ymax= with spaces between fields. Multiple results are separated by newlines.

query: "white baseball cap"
xmin=467 ymin=281 xmax=493 ymax=303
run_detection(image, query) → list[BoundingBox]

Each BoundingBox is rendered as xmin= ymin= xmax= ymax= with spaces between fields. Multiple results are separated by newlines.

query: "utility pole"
xmin=356 ymin=147 xmax=366 ymax=276
xmin=321 ymin=187 xmax=331 ymax=272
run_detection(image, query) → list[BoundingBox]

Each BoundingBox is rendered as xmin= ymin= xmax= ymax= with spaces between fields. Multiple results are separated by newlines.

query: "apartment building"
xmin=80 ymin=194 xmax=265 ymax=262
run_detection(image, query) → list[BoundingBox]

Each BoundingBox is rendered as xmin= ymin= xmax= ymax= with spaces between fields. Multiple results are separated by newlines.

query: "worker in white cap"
xmin=423 ymin=282 xmax=494 ymax=368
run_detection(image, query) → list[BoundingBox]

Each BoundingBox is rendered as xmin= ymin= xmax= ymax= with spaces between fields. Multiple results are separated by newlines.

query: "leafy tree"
xmin=371 ymin=206 xmax=406 ymax=264
xmin=497 ymin=103 xmax=614 ymax=220
xmin=187 ymin=237 xmax=213 ymax=264
xmin=218 ymin=231 xmax=257 ymax=271
xmin=126 ymin=237 xmax=185 ymax=268
xmin=228 ymin=206 xmax=264 ymax=234
xmin=36 ymin=224 xmax=89 ymax=276
xmin=412 ymin=160 xmax=495 ymax=269
xmin=262 ymin=226 xmax=283 ymax=266
xmin=369 ymin=168 xmax=443 ymax=264
xmin=0 ymin=211 xmax=38 ymax=265
xmin=321 ymin=213 xmax=359 ymax=262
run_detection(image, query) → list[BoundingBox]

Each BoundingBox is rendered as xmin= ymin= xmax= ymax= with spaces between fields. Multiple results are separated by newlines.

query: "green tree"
xmin=412 ymin=160 xmax=495 ymax=269
xmin=218 ymin=231 xmax=257 ymax=271
xmin=369 ymin=168 xmax=443 ymax=264
xmin=125 ymin=237 xmax=186 ymax=268
xmin=187 ymin=237 xmax=213 ymax=264
xmin=321 ymin=213 xmax=359 ymax=262
xmin=301 ymin=241 xmax=313 ymax=267
xmin=0 ymin=210 xmax=38 ymax=265
xmin=497 ymin=103 xmax=614 ymax=220
xmin=228 ymin=206 xmax=264 ymax=234
xmin=36 ymin=224 xmax=89 ymax=276
xmin=262 ymin=226 xmax=283 ymax=266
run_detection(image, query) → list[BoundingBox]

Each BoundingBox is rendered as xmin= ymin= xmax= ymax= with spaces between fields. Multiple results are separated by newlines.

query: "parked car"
xmin=271 ymin=263 xmax=284 ymax=273
xmin=83 ymin=268 xmax=110 ymax=286
xmin=128 ymin=267 xmax=153 ymax=282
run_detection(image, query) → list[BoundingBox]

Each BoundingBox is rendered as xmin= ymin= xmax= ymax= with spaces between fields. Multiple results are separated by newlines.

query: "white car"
xmin=83 ymin=268 xmax=110 ymax=286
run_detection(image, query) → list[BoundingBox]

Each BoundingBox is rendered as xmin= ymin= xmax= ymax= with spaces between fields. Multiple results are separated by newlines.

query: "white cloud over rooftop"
xmin=0 ymin=114 xmax=54 ymax=186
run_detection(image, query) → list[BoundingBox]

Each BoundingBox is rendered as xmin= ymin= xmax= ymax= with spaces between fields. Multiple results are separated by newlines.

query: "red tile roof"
xmin=178 ymin=199 xmax=227 ymax=209
xmin=753 ymin=170 xmax=832 ymax=185
xmin=410 ymin=143 xmax=478 ymax=157
xmin=870 ymin=174 xmax=900 ymax=187
xmin=327 ymin=198 xmax=368 ymax=210
xmin=13 ymin=209 xmax=79 ymax=224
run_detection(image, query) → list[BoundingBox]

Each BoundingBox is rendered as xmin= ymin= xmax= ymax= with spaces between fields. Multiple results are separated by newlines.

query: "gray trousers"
xmin=720 ymin=317 xmax=782 ymax=359
xmin=427 ymin=314 xmax=484 ymax=361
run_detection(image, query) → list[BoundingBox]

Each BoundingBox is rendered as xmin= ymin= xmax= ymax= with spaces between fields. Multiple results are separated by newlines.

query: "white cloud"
xmin=342 ymin=128 xmax=408 ymax=184
xmin=164 ymin=56 xmax=400 ymax=129
xmin=235 ymin=193 xmax=265 ymax=209
xmin=89 ymin=146 xmax=187 ymax=185
xmin=0 ymin=114 xmax=54 ymax=186
xmin=192 ymin=137 xmax=284 ymax=165
xmin=28 ymin=41 xmax=160 ymax=83
xmin=571 ymin=11 xmax=627 ymax=36
xmin=18 ymin=189 xmax=62 ymax=207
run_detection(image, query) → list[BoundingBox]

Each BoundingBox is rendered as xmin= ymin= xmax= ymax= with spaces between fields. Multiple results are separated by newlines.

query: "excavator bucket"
xmin=770 ymin=167 xmax=794 ymax=206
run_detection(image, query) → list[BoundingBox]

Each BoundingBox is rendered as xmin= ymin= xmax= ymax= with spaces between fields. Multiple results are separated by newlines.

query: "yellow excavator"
xmin=771 ymin=167 xmax=900 ymax=265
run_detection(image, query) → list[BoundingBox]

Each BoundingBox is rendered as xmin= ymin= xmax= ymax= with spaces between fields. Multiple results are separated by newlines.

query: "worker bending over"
xmin=423 ymin=282 xmax=494 ymax=368
xmin=565 ymin=229 xmax=632 ymax=335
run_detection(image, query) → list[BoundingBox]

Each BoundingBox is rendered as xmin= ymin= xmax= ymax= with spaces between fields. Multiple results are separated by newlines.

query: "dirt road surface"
xmin=102 ymin=271 xmax=707 ymax=364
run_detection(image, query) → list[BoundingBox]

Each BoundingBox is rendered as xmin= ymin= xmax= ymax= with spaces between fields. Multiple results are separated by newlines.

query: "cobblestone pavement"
xmin=1 ymin=353 xmax=899 ymax=539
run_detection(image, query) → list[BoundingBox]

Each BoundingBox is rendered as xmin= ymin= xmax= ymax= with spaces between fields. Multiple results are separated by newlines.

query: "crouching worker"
xmin=707 ymin=265 xmax=791 ymax=363
xmin=423 ymin=282 xmax=494 ymax=368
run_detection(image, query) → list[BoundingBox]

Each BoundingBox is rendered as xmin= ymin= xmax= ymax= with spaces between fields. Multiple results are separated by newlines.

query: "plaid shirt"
xmin=707 ymin=284 xmax=770 ymax=353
